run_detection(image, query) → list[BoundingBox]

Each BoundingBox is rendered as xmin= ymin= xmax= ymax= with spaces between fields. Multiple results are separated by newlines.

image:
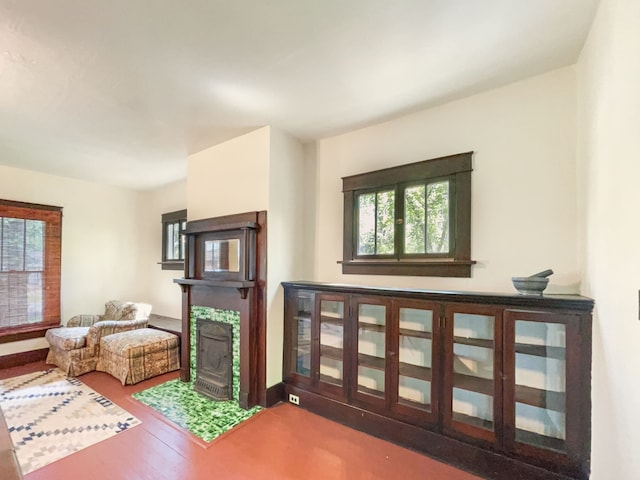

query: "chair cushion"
xmin=104 ymin=301 xmax=137 ymax=320
xmin=103 ymin=301 xmax=152 ymax=321
xmin=45 ymin=327 xmax=90 ymax=351
xmin=100 ymin=328 xmax=179 ymax=358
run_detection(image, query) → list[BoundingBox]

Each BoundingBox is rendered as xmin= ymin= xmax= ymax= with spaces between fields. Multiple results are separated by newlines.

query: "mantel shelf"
xmin=174 ymin=278 xmax=256 ymax=298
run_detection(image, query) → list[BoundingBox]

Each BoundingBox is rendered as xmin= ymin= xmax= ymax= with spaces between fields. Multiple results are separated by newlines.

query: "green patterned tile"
xmin=133 ymin=307 xmax=261 ymax=442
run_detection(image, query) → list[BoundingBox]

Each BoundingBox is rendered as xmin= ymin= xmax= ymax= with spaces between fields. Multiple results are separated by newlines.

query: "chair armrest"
xmin=86 ymin=319 xmax=149 ymax=348
xmin=66 ymin=314 xmax=104 ymax=327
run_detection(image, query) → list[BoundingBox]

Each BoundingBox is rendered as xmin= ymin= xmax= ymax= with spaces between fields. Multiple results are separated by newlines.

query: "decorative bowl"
xmin=511 ymin=276 xmax=549 ymax=296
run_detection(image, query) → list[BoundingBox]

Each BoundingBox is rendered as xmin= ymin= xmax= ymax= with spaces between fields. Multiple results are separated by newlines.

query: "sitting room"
xmin=0 ymin=1 xmax=638 ymax=479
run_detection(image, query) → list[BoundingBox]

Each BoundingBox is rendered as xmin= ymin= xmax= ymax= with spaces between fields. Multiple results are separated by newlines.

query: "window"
xmin=0 ymin=199 xmax=62 ymax=337
xmin=161 ymin=209 xmax=187 ymax=270
xmin=341 ymin=152 xmax=474 ymax=277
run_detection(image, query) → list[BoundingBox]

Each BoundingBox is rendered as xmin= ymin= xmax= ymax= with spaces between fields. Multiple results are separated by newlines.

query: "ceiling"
xmin=0 ymin=0 xmax=599 ymax=190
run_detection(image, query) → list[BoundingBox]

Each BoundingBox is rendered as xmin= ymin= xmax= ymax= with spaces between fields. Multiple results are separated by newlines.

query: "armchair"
xmin=45 ymin=300 xmax=152 ymax=376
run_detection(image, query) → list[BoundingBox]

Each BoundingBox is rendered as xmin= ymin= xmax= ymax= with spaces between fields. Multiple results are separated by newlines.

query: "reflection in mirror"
xmin=204 ymin=239 xmax=240 ymax=272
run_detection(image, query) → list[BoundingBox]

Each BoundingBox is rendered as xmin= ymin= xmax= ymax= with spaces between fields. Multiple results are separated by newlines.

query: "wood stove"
xmin=195 ymin=318 xmax=233 ymax=401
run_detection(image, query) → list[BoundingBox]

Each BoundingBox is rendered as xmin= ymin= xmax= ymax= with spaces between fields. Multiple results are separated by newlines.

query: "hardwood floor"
xmin=1 ymin=362 xmax=483 ymax=480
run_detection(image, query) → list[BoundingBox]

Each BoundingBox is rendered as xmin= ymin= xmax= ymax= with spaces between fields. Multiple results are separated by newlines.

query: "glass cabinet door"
xmin=391 ymin=300 xmax=439 ymax=424
xmin=287 ymin=290 xmax=313 ymax=380
xmin=354 ymin=298 xmax=388 ymax=406
xmin=504 ymin=310 xmax=570 ymax=453
xmin=318 ymin=296 xmax=345 ymax=392
xmin=445 ymin=305 xmax=501 ymax=443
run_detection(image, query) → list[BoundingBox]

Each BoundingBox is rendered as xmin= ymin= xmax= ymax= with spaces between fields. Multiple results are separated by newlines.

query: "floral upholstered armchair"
xmin=45 ymin=300 xmax=152 ymax=377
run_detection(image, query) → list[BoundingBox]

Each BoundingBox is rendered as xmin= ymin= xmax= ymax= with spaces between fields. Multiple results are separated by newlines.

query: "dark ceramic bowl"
xmin=511 ymin=277 xmax=549 ymax=296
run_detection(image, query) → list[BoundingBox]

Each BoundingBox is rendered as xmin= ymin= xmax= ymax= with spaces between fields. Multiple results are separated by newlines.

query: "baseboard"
xmin=0 ymin=348 xmax=48 ymax=369
xmin=265 ymin=382 xmax=284 ymax=407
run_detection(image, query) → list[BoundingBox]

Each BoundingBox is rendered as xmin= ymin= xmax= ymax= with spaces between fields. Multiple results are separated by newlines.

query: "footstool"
xmin=97 ymin=328 xmax=180 ymax=385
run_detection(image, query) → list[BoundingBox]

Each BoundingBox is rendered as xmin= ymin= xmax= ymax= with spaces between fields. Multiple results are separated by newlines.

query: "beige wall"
xmin=187 ymin=127 xmax=270 ymax=220
xmin=0 ymin=165 xmax=143 ymax=355
xmin=267 ymin=127 xmax=306 ymax=385
xmin=137 ymin=180 xmax=187 ymax=318
xmin=313 ymin=67 xmax=579 ymax=294
xmin=577 ymin=0 xmax=640 ymax=478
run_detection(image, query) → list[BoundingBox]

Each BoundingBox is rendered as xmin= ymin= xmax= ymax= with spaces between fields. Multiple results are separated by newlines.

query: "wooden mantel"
xmin=174 ymin=211 xmax=267 ymax=409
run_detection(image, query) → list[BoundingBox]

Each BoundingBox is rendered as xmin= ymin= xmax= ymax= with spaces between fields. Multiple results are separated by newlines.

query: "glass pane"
xmin=399 ymin=307 xmax=432 ymax=332
xmin=25 ymin=220 xmax=44 ymax=271
xmin=320 ymin=357 xmax=343 ymax=385
xmin=358 ymin=366 xmax=385 ymax=395
xmin=2 ymin=218 xmax=25 ymax=271
xmin=166 ymin=223 xmax=175 ymax=260
xmin=359 ymin=304 xmax=386 ymax=325
xmin=357 ymin=193 xmax=375 ymax=255
xmin=426 ymin=181 xmax=449 ymax=254
xmin=376 ymin=190 xmax=395 ymax=254
xmin=172 ymin=221 xmax=180 ymax=259
xmin=320 ymin=300 xmax=344 ymax=386
xmin=452 ymin=388 xmax=494 ymax=427
xmin=404 ymin=185 xmax=426 ymax=254
xmin=452 ymin=312 xmax=495 ymax=431
xmin=27 ymin=272 xmax=43 ymax=322
xmin=357 ymin=303 xmax=386 ymax=397
xmin=399 ymin=376 xmax=431 ymax=407
xmin=514 ymin=320 xmax=567 ymax=449
xmin=292 ymin=294 xmax=312 ymax=377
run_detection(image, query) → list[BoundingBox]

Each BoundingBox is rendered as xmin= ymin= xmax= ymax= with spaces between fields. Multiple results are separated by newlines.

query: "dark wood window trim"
xmin=0 ymin=199 xmax=62 ymax=338
xmin=341 ymin=152 xmax=474 ymax=277
xmin=161 ymin=209 xmax=187 ymax=270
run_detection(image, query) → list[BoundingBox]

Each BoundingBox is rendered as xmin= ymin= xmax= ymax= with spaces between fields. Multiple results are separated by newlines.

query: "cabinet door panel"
xmin=503 ymin=309 xmax=583 ymax=467
xmin=390 ymin=300 xmax=440 ymax=426
xmin=352 ymin=298 xmax=389 ymax=408
xmin=315 ymin=294 xmax=348 ymax=400
xmin=284 ymin=289 xmax=314 ymax=385
xmin=444 ymin=304 xmax=503 ymax=444
xmin=318 ymin=298 xmax=345 ymax=388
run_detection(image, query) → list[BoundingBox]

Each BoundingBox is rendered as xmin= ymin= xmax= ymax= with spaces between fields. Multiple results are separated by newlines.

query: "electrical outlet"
xmin=288 ymin=394 xmax=300 ymax=405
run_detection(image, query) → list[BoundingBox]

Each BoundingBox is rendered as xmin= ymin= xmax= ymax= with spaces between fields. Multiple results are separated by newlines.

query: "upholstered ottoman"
xmin=97 ymin=328 xmax=180 ymax=385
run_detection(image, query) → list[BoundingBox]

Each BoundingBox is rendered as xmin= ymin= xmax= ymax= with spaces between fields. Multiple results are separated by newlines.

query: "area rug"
xmin=132 ymin=378 xmax=261 ymax=442
xmin=0 ymin=368 xmax=140 ymax=474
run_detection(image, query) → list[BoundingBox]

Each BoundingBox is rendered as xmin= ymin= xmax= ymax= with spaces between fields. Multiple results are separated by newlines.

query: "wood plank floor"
xmin=1 ymin=362 xmax=483 ymax=480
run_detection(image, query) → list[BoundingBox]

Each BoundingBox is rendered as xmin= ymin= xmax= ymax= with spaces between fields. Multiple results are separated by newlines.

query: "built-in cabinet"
xmin=282 ymin=282 xmax=593 ymax=480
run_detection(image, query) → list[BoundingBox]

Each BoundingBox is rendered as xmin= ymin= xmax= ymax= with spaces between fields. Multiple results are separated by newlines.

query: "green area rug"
xmin=133 ymin=379 xmax=260 ymax=442
xmin=133 ymin=307 xmax=261 ymax=442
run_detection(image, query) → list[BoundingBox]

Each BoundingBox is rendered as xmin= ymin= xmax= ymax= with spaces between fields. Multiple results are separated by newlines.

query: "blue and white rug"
xmin=0 ymin=368 xmax=140 ymax=474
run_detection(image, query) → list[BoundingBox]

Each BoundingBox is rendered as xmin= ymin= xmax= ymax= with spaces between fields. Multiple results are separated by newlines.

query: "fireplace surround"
xmin=175 ymin=211 xmax=267 ymax=409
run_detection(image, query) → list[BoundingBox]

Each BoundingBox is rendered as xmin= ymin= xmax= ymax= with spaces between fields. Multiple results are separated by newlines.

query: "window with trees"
xmin=0 ymin=199 xmax=62 ymax=337
xmin=341 ymin=152 xmax=474 ymax=277
xmin=161 ymin=209 xmax=187 ymax=270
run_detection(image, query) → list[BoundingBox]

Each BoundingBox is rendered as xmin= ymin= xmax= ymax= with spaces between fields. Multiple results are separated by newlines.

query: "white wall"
xmin=137 ymin=180 xmax=187 ymax=318
xmin=577 ymin=0 xmax=640 ymax=478
xmin=0 ymin=165 xmax=143 ymax=355
xmin=267 ymin=127 xmax=306 ymax=385
xmin=313 ymin=67 xmax=579 ymax=293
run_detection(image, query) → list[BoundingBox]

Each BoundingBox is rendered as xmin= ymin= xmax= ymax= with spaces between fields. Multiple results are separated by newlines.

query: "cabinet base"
xmin=284 ymin=385 xmax=585 ymax=480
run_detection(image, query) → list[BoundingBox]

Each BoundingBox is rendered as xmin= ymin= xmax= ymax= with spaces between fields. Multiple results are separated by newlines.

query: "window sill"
xmin=339 ymin=259 xmax=475 ymax=277
xmin=0 ymin=323 xmax=59 ymax=344
xmin=159 ymin=261 xmax=185 ymax=271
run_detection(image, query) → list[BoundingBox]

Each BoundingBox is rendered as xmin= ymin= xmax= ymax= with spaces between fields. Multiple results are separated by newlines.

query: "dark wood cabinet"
xmin=282 ymin=282 xmax=593 ymax=480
